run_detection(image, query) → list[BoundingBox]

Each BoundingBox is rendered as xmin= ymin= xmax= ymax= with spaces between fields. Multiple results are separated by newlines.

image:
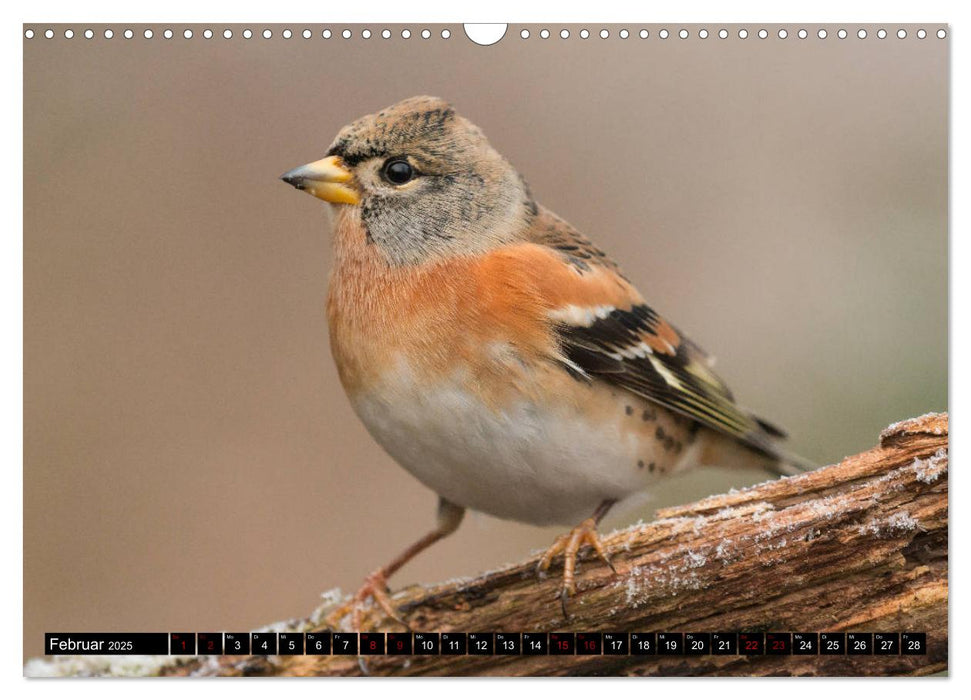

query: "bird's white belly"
xmin=350 ymin=363 xmax=661 ymax=526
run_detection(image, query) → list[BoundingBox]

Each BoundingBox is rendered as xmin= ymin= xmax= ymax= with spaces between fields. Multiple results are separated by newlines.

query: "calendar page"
xmin=23 ymin=20 xmax=948 ymax=678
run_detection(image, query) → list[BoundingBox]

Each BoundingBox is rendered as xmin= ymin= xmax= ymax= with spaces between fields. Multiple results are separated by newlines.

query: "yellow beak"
xmin=280 ymin=155 xmax=361 ymax=205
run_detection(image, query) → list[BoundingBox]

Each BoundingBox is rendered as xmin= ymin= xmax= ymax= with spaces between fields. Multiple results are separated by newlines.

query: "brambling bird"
xmin=281 ymin=96 xmax=810 ymax=630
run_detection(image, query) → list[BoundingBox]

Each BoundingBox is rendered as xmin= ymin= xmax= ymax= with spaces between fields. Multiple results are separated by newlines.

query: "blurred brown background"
xmin=24 ymin=24 xmax=947 ymax=659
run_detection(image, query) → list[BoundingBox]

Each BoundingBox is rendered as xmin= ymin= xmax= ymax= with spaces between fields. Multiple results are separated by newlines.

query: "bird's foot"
xmin=325 ymin=569 xmax=410 ymax=632
xmin=537 ymin=516 xmax=617 ymax=618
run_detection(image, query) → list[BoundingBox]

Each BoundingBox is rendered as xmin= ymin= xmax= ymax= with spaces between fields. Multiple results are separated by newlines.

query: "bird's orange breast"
xmin=326 ymin=209 xmax=553 ymax=402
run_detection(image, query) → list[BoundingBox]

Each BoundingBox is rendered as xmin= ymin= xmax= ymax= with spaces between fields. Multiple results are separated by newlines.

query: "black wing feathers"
xmin=557 ymin=303 xmax=782 ymax=460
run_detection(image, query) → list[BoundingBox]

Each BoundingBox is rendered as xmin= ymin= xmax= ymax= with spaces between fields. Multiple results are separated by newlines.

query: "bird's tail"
xmin=766 ymin=449 xmax=818 ymax=477
xmin=747 ymin=412 xmax=817 ymax=477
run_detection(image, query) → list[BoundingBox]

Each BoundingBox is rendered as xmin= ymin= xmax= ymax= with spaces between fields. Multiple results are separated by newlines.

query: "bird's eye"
xmin=382 ymin=158 xmax=416 ymax=185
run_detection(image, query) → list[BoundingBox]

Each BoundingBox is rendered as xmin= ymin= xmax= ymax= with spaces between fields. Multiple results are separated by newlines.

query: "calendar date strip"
xmin=45 ymin=631 xmax=930 ymax=657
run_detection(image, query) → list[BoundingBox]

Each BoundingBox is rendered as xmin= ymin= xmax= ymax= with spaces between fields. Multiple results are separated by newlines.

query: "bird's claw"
xmin=559 ymin=588 xmax=571 ymax=620
xmin=324 ymin=569 xmax=411 ymax=633
xmin=537 ymin=516 xmax=617 ymax=619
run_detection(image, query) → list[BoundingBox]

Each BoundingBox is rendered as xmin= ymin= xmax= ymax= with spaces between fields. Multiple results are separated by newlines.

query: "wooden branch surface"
xmin=30 ymin=413 xmax=948 ymax=677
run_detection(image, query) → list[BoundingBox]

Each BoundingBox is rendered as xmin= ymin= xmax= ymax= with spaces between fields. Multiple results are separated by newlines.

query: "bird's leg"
xmin=537 ymin=499 xmax=618 ymax=617
xmin=326 ymin=497 xmax=465 ymax=632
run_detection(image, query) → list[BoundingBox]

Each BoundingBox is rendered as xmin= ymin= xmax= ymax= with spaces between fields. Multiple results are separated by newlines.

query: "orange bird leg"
xmin=537 ymin=499 xmax=618 ymax=618
xmin=327 ymin=497 xmax=465 ymax=632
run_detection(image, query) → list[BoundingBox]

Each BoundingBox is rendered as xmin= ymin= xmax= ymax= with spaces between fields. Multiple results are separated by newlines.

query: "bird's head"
xmin=281 ymin=96 xmax=537 ymax=265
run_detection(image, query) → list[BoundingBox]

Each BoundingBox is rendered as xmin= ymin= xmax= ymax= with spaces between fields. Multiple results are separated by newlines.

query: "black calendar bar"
xmin=359 ymin=632 xmax=384 ymax=655
xmin=387 ymin=632 xmax=412 ymax=655
xmin=848 ymin=632 xmax=873 ymax=655
xmin=170 ymin=632 xmax=196 ymax=655
xmin=251 ymin=632 xmax=277 ymax=655
xmin=224 ymin=632 xmax=249 ymax=655
xmin=549 ymin=632 xmax=575 ymax=655
xmin=657 ymin=632 xmax=684 ymax=655
xmin=902 ymin=633 xmax=927 ymax=655
xmin=793 ymin=632 xmax=818 ymax=655
xmin=45 ymin=633 xmax=169 ymax=655
xmin=821 ymin=632 xmax=846 ymax=655
xmin=441 ymin=632 xmax=467 ymax=655
xmin=44 ymin=631 xmax=929 ymax=656
xmin=279 ymin=632 xmax=304 ymax=655
xmin=197 ymin=632 xmax=223 ymax=655
xmin=496 ymin=632 xmax=521 ymax=655
xmin=414 ymin=632 xmax=439 ymax=655
xmin=874 ymin=632 xmax=899 ymax=655
xmin=523 ymin=632 xmax=548 ymax=655
xmin=332 ymin=632 xmax=358 ymax=655
xmin=712 ymin=632 xmax=738 ymax=655
xmin=576 ymin=632 xmax=602 ymax=655
xmin=603 ymin=632 xmax=629 ymax=655
xmin=685 ymin=632 xmax=710 ymax=656
xmin=306 ymin=632 xmax=331 ymax=655
xmin=739 ymin=632 xmax=764 ymax=655
xmin=766 ymin=633 xmax=791 ymax=655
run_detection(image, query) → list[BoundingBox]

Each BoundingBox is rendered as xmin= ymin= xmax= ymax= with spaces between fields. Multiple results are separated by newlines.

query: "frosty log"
xmin=28 ymin=413 xmax=948 ymax=677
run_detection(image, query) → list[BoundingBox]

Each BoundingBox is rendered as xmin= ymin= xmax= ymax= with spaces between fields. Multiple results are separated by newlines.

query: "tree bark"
xmin=29 ymin=413 xmax=948 ymax=677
